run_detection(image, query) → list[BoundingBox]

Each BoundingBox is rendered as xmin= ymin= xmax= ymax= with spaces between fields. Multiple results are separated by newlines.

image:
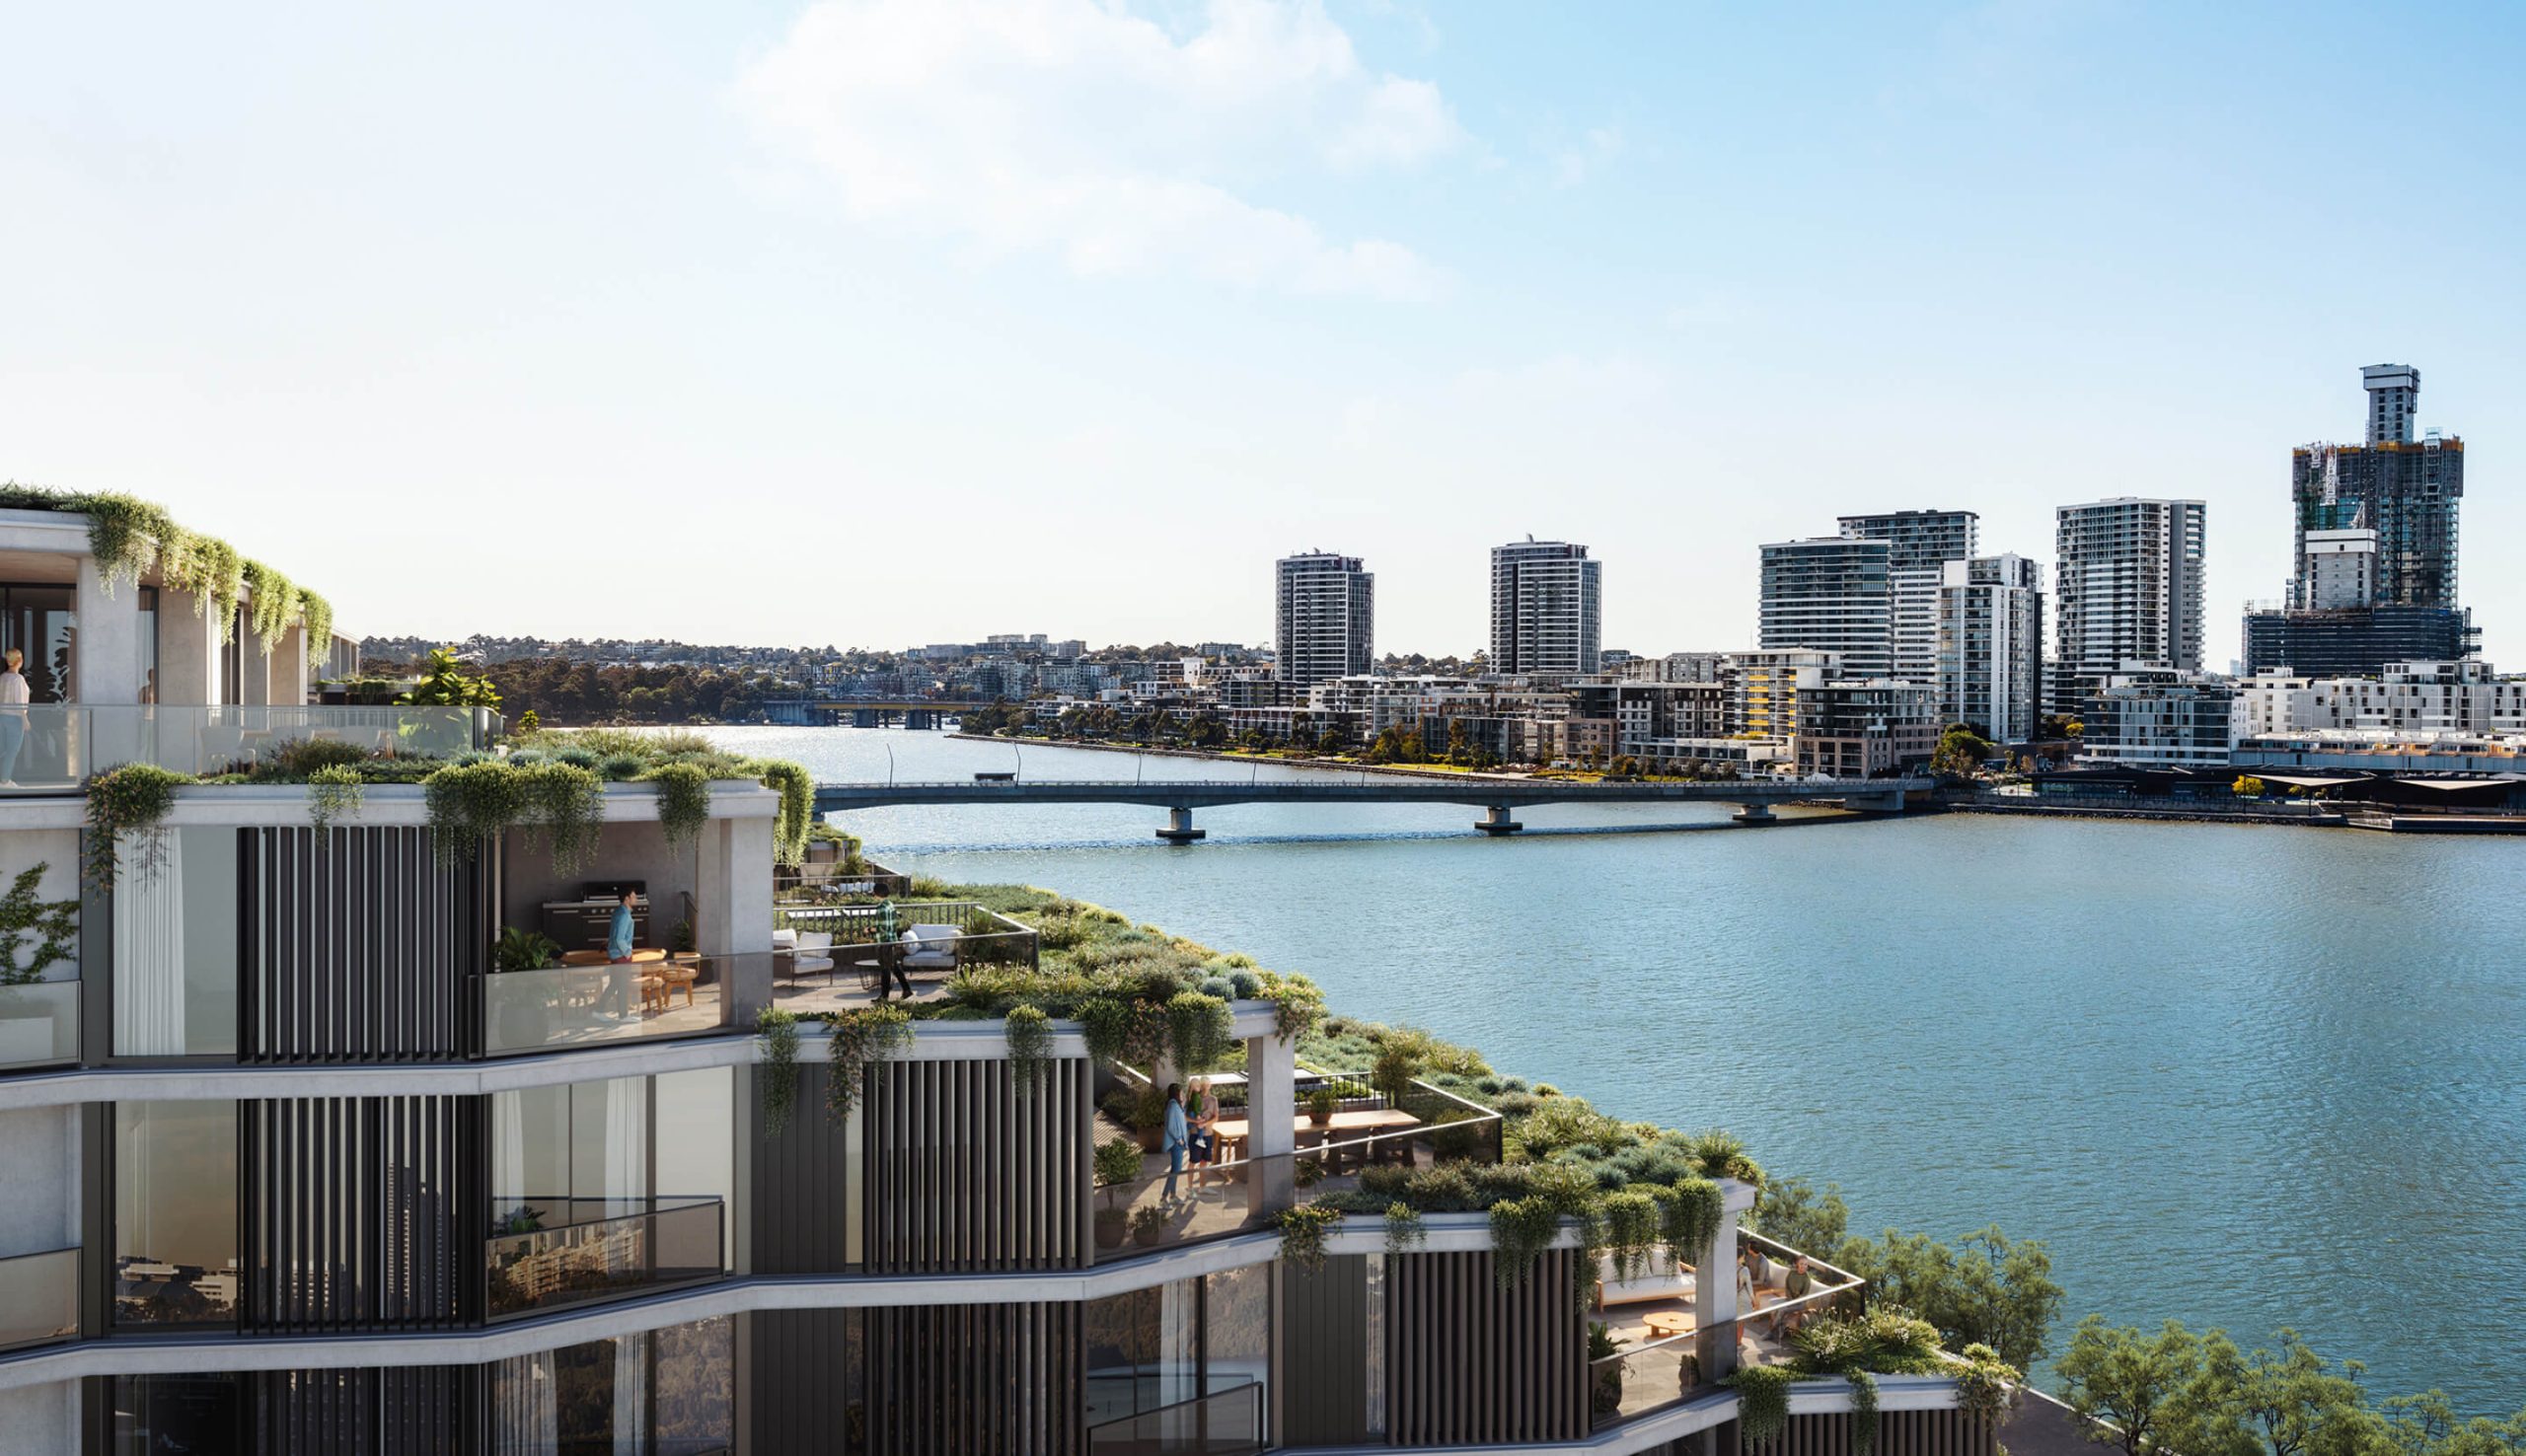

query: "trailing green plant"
xmin=298 ymin=591 xmax=333 ymax=667
xmin=422 ymin=761 xmax=526 ymax=865
xmin=1005 ymin=1003 xmax=1052 ymax=1095
xmin=1732 ymin=1363 xmax=1797 ymax=1447
xmin=1950 ymin=1344 xmax=2020 ymax=1430
xmin=758 ymin=1008 xmax=800 ymax=1138
xmin=241 ymin=558 xmax=301 ymax=656
xmin=1261 ymin=972 xmax=1324 ymax=1041
xmin=823 ymin=1003 xmax=913 ymax=1124
xmin=0 ymin=863 xmax=78 ymax=987
xmin=747 ymin=757 xmax=815 ymax=866
xmin=1599 ymin=1189 xmax=1663 ymax=1281
xmin=642 ymin=762 xmax=710 ymax=854
xmin=1846 ymin=1368 xmax=1881 ymax=1456
xmin=1275 ymin=1202 xmax=1344 ymax=1272
xmin=1488 ymin=1195 xmax=1571 ymax=1289
xmin=493 ymin=925 xmax=561 ymax=975
xmin=1659 ymin=1177 xmax=1725 ymax=1261
xmin=1165 ymin=990 xmax=1232 ymax=1070
xmin=1383 ymin=1201 xmax=1427 ymax=1257
xmin=308 ymin=764 xmax=363 ymax=838
xmin=84 ymin=764 xmax=193 ymax=889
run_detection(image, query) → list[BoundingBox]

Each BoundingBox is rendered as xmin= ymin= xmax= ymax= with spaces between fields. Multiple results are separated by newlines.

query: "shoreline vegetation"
xmin=780 ymin=876 xmax=2526 ymax=1440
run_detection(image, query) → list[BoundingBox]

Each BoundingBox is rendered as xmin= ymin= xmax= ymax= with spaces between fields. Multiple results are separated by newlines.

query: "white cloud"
xmin=734 ymin=0 xmax=1458 ymax=298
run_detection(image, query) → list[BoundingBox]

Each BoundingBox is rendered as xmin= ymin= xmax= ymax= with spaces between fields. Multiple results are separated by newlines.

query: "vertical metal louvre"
xmin=1386 ymin=1247 xmax=1588 ymax=1445
xmin=862 ymin=1056 xmax=1088 ymax=1273
xmin=864 ymin=1300 xmax=1084 ymax=1456
xmin=241 ymin=1095 xmax=480 ymax=1334
xmin=246 ymin=1365 xmax=483 ymax=1455
xmin=1734 ymin=1406 xmax=1998 ymax=1456
xmin=240 ymin=826 xmax=491 ymax=1063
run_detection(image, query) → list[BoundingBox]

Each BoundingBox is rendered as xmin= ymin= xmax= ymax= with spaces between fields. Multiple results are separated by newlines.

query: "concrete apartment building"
xmin=2230 ymin=659 xmax=2526 ymax=740
xmin=2050 ymin=498 xmax=2206 ymax=717
xmin=1274 ymin=552 xmax=1374 ymax=690
xmin=2077 ymin=667 xmax=2236 ymax=769
xmin=1757 ymin=539 xmax=1894 ymax=682
xmin=1488 ymin=540 xmax=1601 ymax=682
xmin=1834 ymin=511 xmax=1977 ymax=686
xmin=1937 ymin=554 xmax=2043 ymax=745
xmin=0 ymin=502 xmax=2004 ymax=1454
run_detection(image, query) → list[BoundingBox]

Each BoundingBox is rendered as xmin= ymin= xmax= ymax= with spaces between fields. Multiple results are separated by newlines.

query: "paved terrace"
xmin=814 ymin=774 xmax=1935 ymax=837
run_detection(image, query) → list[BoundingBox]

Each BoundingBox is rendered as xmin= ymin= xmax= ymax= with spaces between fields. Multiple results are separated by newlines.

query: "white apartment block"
xmin=1836 ymin=510 xmax=1977 ymax=685
xmin=1488 ymin=540 xmax=1601 ymax=681
xmin=2230 ymin=660 xmax=2526 ymax=739
xmin=1758 ymin=539 xmax=1893 ymax=681
xmin=2051 ymin=498 xmax=2205 ymax=716
xmin=1937 ymin=554 xmax=2043 ymax=744
xmin=1274 ymin=551 xmax=1374 ymax=688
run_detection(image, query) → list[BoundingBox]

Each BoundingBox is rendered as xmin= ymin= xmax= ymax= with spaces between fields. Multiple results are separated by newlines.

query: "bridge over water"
xmin=812 ymin=775 xmax=1935 ymax=840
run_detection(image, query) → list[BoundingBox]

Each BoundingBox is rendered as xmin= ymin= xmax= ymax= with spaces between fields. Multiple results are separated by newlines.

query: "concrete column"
xmin=701 ymin=810 xmax=777 ymax=1025
xmin=1245 ymin=1029 xmax=1297 ymax=1215
xmin=1695 ymin=1179 xmax=1758 ymax=1382
xmin=1155 ymin=806 xmax=1205 ymax=843
xmin=71 ymin=555 xmax=143 ymax=705
xmin=1475 ymin=804 xmax=1523 ymax=836
xmin=267 ymin=625 xmax=309 ymax=706
xmin=1731 ymin=802 xmax=1776 ymax=825
xmin=237 ymin=627 xmax=277 ymax=706
xmin=156 ymin=589 xmax=221 ymax=706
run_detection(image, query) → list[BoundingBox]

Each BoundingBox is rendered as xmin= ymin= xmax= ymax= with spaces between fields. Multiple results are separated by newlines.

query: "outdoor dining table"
xmin=1208 ymin=1108 xmax=1420 ymax=1164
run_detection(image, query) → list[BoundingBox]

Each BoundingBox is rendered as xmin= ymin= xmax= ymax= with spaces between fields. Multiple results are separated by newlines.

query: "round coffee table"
xmin=1642 ymin=1310 xmax=1692 ymax=1340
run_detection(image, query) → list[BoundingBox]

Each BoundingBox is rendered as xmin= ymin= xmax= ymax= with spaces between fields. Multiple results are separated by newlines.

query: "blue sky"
xmin=5 ymin=1 xmax=2521 ymax=660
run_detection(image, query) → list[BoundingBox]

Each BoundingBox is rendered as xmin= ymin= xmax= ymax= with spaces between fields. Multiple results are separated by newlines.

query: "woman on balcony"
xmin=0 ymin=648 xmax=26 ymax=786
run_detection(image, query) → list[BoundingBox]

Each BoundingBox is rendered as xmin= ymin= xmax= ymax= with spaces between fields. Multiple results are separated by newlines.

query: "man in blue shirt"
xmin=1161 ymin=1083 xmax=1189 ymax=1201
xmin=606 ymin=889 xmax=637 ymax=1017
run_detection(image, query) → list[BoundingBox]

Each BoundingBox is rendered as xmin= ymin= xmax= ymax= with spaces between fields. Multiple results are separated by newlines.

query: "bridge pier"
xmin=1731 ymin=803 xmax=1777 ymax=825
xmin=1844 ymin=789 xmax=1908 ymax=814
xmin=1474 ymin=805 xmax=1523 ymax=837
xmin=1155 ymin=807 xmax=1206 ymax=844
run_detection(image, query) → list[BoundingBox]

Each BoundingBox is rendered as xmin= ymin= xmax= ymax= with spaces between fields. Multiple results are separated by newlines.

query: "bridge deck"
xmin=813 ymin=777 xmax=1931 ymax=812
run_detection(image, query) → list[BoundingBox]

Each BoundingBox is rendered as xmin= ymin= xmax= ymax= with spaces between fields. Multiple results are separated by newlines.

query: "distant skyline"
xmin=5 ymin=2 xmax=2522 ymax=662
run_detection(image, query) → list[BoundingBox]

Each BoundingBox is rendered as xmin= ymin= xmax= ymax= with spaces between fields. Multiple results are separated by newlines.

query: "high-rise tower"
xmin=1274 ymin=551 xmax=1374 ymax=688
xmin=1488 ymin=540 xmax=1601 ymax=681
xmin=1835 ymin=510 xmax=1977 ymax=684
xmin=2051 ymin=498 xmax=2205 ymax=715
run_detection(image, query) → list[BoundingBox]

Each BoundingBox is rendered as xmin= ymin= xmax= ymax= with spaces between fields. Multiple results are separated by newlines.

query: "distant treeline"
xmin=359 ymin=654 xmax=793 ymax=725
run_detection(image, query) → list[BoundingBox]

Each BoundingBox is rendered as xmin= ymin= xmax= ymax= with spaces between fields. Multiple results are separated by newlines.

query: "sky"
xmin=5 ymin=1 xmax=2523 ymax=662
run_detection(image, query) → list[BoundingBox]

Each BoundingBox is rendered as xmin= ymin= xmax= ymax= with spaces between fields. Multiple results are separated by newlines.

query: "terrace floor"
xmin=1090 ymin=1110 xmax=1419 ymax=1247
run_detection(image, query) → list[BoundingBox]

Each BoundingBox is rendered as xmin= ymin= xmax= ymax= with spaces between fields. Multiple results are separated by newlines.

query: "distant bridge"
xmin=764 ymin=698 xmax=999 ymax=728
xmin=812 ymin=775 xmax=1936 ymax=840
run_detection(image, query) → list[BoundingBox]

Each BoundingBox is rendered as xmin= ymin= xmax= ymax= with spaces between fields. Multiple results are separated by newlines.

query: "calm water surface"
xmin=708 ymin=726 xmax=2526 ymax=1410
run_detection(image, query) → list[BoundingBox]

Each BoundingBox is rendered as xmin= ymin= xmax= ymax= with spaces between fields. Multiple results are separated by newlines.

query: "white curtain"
xmin=492 ymin=1090 xmax=528 ymax=1208
xmin=600 ymin=1075 xmax=646 ymax=1204
xmin=612 ymin=1331 xmax=646 ymax=1455
xmin=111 ymin=831 xmax=186 ymax=1055
xmin=492 ymin=1350 xmax=558 ymax=1455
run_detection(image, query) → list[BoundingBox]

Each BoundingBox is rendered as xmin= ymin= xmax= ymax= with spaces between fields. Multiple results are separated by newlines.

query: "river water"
xmin=707 ymin=726 xmax=2526 ymax=1411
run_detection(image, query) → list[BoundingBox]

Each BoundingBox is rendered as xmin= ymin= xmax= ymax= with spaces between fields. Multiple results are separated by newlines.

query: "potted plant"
xmin=1130 ymin=1203 xmax=1168 ymax=1248
xmin=1093 ymin=1136 xmax=1141 ymax=1250
xmin=1296 ymin=1156 xmax=1325 ymax=1190
xmin=1306 ymin=1086 xmax=1338 ymax=1128
xmin=1590 ymin=1321 xmax=1628 ymax=1418
xmin=494 ymin=925 xmax=561 ymax=975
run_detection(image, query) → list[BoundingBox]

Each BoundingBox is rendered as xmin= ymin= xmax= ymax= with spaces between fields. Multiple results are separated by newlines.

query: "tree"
xmin=399 ymin=647 xmax=502 ymax=708
xmin=2234 ymin=775 xmax=2267 ymax=798
xmin=1753 ymin=1175 xmax=1848 ymax=1256
xmin=2057 ymin=1317 xmax=2205 ymax=1456
xmin=1445 ymin=718 xmax=1470 ymax=765
xmin=2227 ymin=1331 xmax=2387 ymax=1456
xmin=1931 ymin=723 xmax=1997 ymax=777
xmin=1838 ymin=1225 xmax=2064 ymax=1371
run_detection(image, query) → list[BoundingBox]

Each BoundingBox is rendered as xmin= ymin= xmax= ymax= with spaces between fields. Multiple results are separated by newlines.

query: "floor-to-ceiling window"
xmin=492 ymin=1316 xmax=734 ymax=1455
xmin=111 ymin=1100 xmax=239 ymax=1329
xmin=110 ymin=826 xmax=239 ymax=1057
xmin=1085 ymin=1268 xmax=1271 ymax=1452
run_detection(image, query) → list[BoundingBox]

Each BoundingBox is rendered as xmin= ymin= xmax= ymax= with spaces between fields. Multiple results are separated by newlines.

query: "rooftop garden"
xmin=756 ymin=877 xmax=2051 ymax=1420
xmin=0 ymin=482 xmax=334 ymax=665
xmin=83 ymin=715 xmax=815 ymax=887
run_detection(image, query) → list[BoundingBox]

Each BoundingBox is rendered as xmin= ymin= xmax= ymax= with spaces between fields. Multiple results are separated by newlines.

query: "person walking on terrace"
xmin=0 ymin=648 xmax=28 ymax=787
xmin=605 ymin=888 xmax=637 ymax=1018
xmin=1185 ymin=1076 xmax=1219 ymax=1188
xmin=874 ymin=900 xmax=914 ymax=1002
xmin=1161 ymin=1083 xmax=1190 ymax=1201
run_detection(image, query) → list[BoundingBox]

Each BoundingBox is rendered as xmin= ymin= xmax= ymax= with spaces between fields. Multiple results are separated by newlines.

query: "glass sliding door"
xmin=112 ymin=1100 xmax=239 ymax=1328
xmin=110 ymin=826 xmax=240 ymax=1056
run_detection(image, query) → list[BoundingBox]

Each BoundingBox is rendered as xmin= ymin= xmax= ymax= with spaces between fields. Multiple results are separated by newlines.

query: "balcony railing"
xmin=0 ymin=704 xmax=499 ymax=793
xmin=1589 ymin=1232 xmax=1866 ymax=1429
xmin=482 ymin=952 xmax=757 ymax=1056
xmin=1086 ymin=1380 xmax=1265 ymax=1454
xmin=1092 ymin=1083 xmax=1505 ymax=1264
xmin=486 ymin=1196 xmax=725 ymax=1319
xmin=0 ymin=1247 xmax=79 ymax=1351
xmin=0 ymin=981 xmax=79 ymax=1071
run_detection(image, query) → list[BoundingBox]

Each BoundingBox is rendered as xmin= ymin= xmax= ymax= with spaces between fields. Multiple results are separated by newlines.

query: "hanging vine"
xmin=744 ymin=758 xmax=815 ymax=866
xmin=1382 ymin=1201 xmax=1427 ymax=1257
xmin=298 ymin=590 xmax=334 ymax=667
xmin=307 ymin=764 xmax=364 ymax=839
xmin=83 ymin=764 xmax=192 ymax=889
xmin=641 ymin=762 xmax=711 ymax=854
xmin=1275 ymin=1203 xmax=1344 ymax=1272
xmin=1733 ymin=1364 xmax=1796 ymax=1448
xmin=241 ymin=558 xmax=301 ymax=656
xmin=758 ymin=1008 xmax=800 ymax=1138
xmin=1004 ymin=1003 xmax=1052 ymax=1096
xmin=822 ymin=1004 xmax=912 ymax=1124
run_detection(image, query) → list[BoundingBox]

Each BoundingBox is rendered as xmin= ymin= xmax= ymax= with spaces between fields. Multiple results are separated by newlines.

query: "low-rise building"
xmin=2081 ymin=667 xmax=2236 ymax=769
xmin=1791 ymin=681 xmax=1940 ymax=778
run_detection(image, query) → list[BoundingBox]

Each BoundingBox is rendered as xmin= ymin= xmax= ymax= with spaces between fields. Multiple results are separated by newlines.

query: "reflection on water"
xmin=704 ymin=727 xmax=2526 ymax=1412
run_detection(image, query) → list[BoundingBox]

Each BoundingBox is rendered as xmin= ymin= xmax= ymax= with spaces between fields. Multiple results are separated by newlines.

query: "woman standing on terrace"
xmin=0 ymin=648 xmax=29 ymax=786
